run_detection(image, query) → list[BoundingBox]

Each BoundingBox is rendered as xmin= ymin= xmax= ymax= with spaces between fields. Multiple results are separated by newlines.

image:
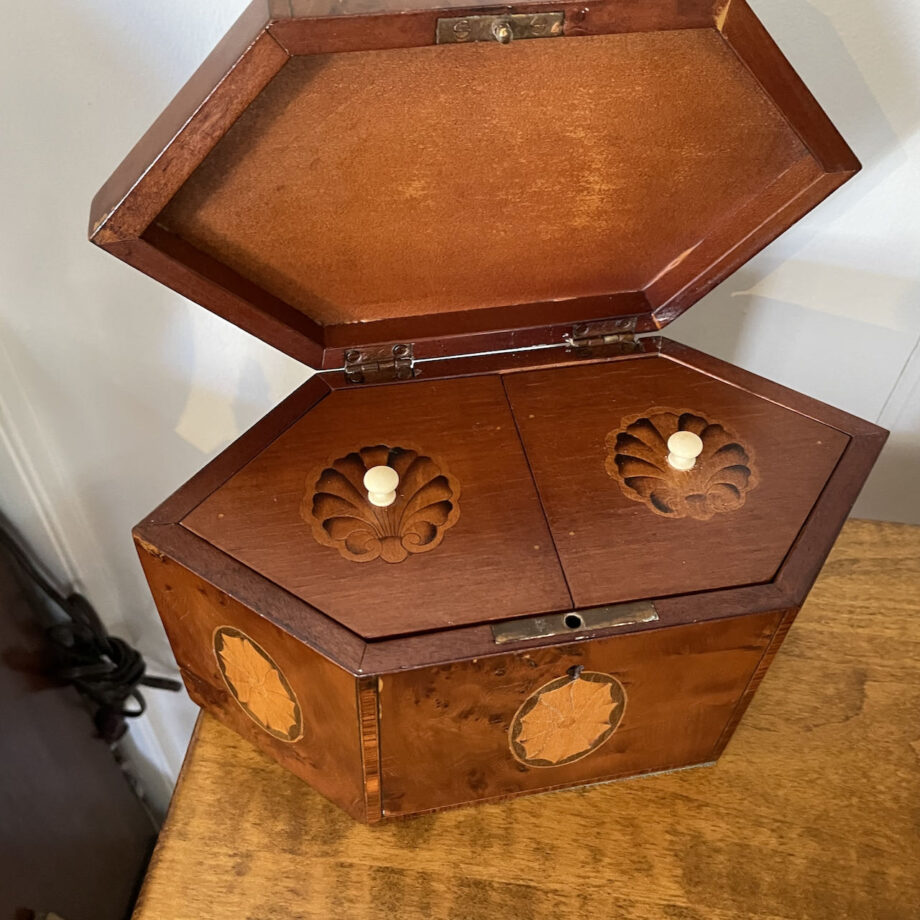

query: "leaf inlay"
xmin=213 ymin=627 xmax=302 ymax=742
xmin=510 ymin=671 xmax=626 ymax=767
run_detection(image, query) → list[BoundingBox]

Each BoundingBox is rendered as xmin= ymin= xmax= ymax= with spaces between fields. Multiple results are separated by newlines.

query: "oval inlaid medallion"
xmin=510 ymin=669 xmax=626 ymax=768
xmin=213 ymin=626 xmax=303 ymax=742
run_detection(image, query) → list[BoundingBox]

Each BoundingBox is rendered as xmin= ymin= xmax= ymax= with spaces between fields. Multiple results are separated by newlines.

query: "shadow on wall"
xmin=0 ymin=0 xmax=309 ymax=813
xmin=761 ymin=0 xmax=908 ymax=166
xmin=673 ymin=0 xmax=903 ymax=343
xmin=671 ymin=0 xmax=918 ymax=520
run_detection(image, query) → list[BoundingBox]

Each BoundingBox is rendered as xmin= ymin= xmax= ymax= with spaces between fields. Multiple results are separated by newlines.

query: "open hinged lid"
xmin=90 ymin=0 xmax=859 ymax=370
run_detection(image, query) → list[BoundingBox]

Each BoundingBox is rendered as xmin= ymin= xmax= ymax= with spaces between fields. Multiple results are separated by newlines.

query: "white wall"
xmin=0 ymin=0 xmax=310 ymax=815
xmin=0 ymin=0 xmax=917 ymax=813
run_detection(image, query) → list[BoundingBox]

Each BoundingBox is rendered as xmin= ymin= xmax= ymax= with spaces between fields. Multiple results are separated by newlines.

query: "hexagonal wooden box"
xmin=93 ymin=0 xmax=886 ymax=821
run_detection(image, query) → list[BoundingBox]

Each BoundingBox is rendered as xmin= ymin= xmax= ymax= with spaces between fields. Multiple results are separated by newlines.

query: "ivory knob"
xmin=667 ymin=431 xmax=703 ymax=471
xmin=363 ymin=465 xmax=399 ymax=507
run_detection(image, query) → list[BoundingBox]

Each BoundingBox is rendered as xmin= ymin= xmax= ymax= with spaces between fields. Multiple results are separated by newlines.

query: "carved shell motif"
xmin=510 ymin=669 xmax=627 ymax=768
xmin=303 ymin=445 xmax=461 ymax=564
xmin=605 ymin=408 xmax=759 ymax=520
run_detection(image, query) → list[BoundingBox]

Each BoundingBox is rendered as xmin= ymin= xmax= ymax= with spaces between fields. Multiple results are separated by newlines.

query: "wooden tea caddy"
xmin=91 ymin=0 xmax=887 ymax=822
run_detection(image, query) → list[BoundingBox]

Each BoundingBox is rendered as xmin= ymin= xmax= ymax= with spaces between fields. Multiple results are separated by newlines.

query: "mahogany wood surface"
xmin=267 ymin=0 xmax=719 ymax=54
xmin=134 ymin=340 xmax=884 ymax=676
xmin=379 ymin=611 xmax=780 ymax=817
xmin=717 ymin=0 xmax=859 ymax=172
xmin=182 ymin=375 xmax=572 ymax=638
xmin=91 ymin=29 xmax=287 ymax=245
xmin=142 ymin=375 xmax=332 ymax=525
xmin=90 ymin=0 xmax=859 ymax=367
xmin=135 ymin=521 xmax=368 ymax=672
xmin=157 ymin=30 xmax=806 ymax=325
xmin=504 ymin=353 xmax=850 ymax=607
xmin=131 ymin=520 xmax=920 ymax=920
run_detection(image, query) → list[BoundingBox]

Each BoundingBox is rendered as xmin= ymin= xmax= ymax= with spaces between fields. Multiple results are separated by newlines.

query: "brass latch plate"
xmin=436 ymin=12 xmax=564 ymax=45
xmin=491 ymin=601 xmax=659 ymax=644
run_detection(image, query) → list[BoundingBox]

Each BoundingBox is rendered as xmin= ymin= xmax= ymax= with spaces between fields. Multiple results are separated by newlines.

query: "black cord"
xmin=0 ymin=513 xmax=181 ymax=743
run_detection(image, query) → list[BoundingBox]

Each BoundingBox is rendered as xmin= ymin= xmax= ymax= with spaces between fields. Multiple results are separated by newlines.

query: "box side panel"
xmin=378 ymin=611 xmax=782 ymax=817
xmin=135 ymin=534 xmax=371 ymax=822
xmin=710 ymin=605 xmax=800 ymax=759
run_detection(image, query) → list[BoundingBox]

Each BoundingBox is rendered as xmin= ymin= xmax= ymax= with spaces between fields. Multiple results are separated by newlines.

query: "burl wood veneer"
xmin=133 ymin=343 xmax=884 ymax=821
xmin=95 ymin=0 xmax=886 ymax=821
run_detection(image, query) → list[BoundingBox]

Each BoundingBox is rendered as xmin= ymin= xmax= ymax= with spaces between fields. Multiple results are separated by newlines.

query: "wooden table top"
xmin=133 ymin=519 xmax=920 ymax=920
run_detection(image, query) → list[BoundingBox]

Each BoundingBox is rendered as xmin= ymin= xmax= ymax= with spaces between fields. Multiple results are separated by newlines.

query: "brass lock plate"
xmin=436 ymin=12 xmax=565 ymax=45
xmin=491 ymin=601 xmax=659 ymax=644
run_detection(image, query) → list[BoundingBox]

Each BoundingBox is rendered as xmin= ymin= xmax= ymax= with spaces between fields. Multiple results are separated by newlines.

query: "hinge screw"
xmin=452 ymin=19 xmax=471 ymax=40
xmin=491 ymin=20 xmax=513 ymax=43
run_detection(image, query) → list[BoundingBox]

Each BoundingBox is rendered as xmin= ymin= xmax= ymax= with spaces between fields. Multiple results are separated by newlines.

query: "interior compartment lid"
xmin=90 ymin=0 xmax=859 ymax=369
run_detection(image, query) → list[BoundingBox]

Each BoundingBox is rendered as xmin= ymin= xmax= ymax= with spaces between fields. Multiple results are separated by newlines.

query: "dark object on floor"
xmin=0 ymin=533 xmax=157 ymax=920
xmin=0 ymin=514 xmax=180 ymax=743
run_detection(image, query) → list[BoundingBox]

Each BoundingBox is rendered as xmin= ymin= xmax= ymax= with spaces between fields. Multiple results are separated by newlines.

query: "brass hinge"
xmin=344 ymin=343 xmax=416 ymax=384
xmin=564 ymin=318 xmax=640 ymax=356
xmin=436 ymin=12 xmax=564 ymax=45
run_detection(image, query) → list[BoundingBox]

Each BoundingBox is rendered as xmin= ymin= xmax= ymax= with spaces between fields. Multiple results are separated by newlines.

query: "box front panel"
xmin=136 ymin=538 xmax=372 ymax=822
xmin=378 ymin=611 xmax=781 ymax=817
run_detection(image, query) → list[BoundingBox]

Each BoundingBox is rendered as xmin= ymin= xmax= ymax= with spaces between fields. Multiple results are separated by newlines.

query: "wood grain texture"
xmin=142 ymin=375 xmax=332 ymax=525
xmin=509 ymin=670 xmax=628 ymax=767
xmin=504 ymin=353 xmax=850 ymax=607
xmin=135 ymin=521 xmax=367 ymax=672
xmin=131 ymin=519 xmax=920 ymax=920
xmin=356 ymin=676 xmax=383 ymax=823
xmin=378 ymin=611 xmax=780 ymax=816
xmin=267 ymin=0 xmax=719 ymax=54
xmin=99 ymin=232 xmax=326 ymax=368
xmin=605 ymin=406 xmax=759 ymax=519
xmin=305 ymin=444 xmax=461 ymax=564
xmin=718 ymin=0 xmax=859 ymax=172
xmin=182 ymin=375 xmax=572 ymax=639
xmin=91 ymin=29 xmax=288 ymax=244
xmin=273 ymin=0 xmax=717 ymax=24
xmin=88 ymin=0 xmax=279 ymax=236
xmin=135 ymin=540 xmax=369 ymax=820
xmin=91 ymin=1 xmax=858 ymax=367
xmin=158 ymin=30 xmax=806 ymax=325
xmin=135 ymin=340 xmax=882 ymax=677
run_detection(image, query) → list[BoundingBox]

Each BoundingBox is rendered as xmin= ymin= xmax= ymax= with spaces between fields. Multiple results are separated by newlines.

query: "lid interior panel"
xmin=156 ymin=28 xmax=810 ymax=329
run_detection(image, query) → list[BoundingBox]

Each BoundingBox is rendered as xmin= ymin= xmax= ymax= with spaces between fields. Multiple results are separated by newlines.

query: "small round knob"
xmin=667 ymin=431 xmax=704 ymax=471
xmin=363 ymin=465 xmax=399 ymax=507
